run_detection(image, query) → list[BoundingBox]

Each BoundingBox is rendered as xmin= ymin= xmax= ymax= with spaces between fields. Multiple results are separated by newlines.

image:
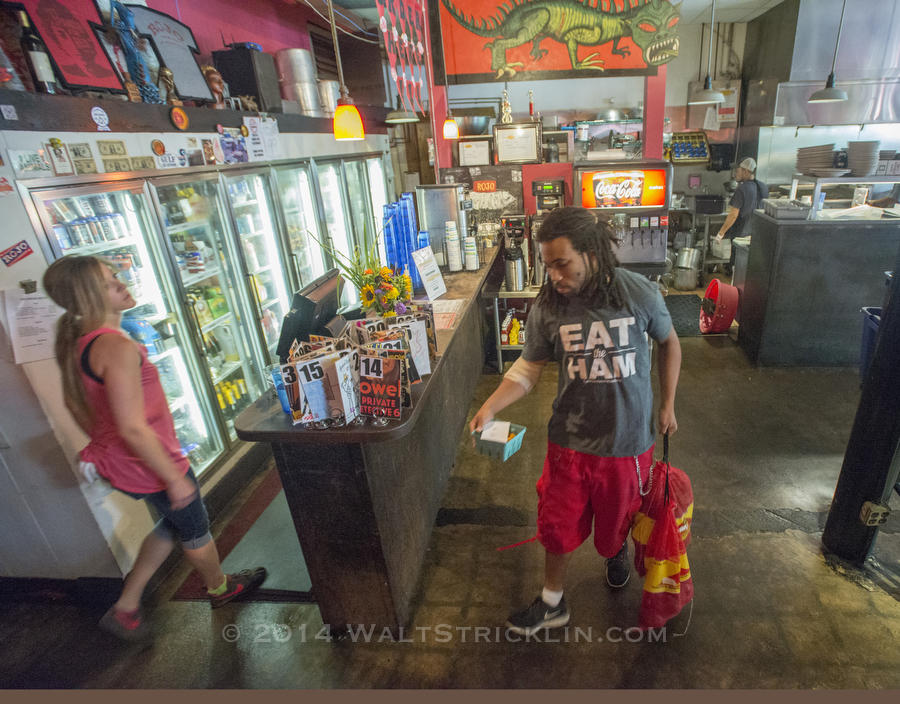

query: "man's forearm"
xmin=483 ymin=377 xmax=530 ymax=416
xmin=717 ymin=209 xmax=739 ymax=237
xmin=657 ymin=338 xmax=681 ymax=410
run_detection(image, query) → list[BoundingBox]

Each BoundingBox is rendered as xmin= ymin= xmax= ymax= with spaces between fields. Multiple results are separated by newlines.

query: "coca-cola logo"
xmin=594 ymin=179 xmax=642 ymax=201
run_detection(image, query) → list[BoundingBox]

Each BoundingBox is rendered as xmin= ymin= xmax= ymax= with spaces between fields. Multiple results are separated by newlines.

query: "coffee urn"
xmin=505 ymin=243 xmax=526 ymax=292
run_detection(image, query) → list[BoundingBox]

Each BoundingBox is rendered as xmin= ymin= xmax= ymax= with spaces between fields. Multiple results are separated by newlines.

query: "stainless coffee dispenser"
xmin=415 ymin=184 xmax=471 ymax=267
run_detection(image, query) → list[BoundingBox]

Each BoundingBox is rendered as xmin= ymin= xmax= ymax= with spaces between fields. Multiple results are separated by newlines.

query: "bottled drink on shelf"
xmin=18 ymin=10 xmax=60 ymax=94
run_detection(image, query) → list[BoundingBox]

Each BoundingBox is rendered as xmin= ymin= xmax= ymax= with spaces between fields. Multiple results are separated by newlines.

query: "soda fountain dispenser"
xmin=573 ymin=160 xmax=672 ymax=278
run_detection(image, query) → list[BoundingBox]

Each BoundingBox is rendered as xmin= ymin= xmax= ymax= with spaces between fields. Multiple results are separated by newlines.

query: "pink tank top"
xmin=78 ymin=327 xmax=189 ymax=493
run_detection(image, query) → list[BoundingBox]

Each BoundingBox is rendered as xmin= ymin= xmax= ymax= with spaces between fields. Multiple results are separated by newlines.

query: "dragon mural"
xmin=438 ymin=0 xmax=681 ymax=81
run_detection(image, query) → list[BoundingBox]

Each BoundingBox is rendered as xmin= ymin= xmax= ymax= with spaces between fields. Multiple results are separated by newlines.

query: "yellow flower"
xmin=385 ymin=286 xmax=399 ymax=301
xmin=380 ymin=266 xmax=394 ymax=280
xmin=361 ymin=285 xmax=376 ymax=306
xmin=383 ymin=311 xmax=397 ymax=318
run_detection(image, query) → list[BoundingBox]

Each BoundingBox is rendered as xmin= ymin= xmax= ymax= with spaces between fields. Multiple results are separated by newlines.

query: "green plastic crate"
xmin=473 ymin=424 xmax=526 ymax=461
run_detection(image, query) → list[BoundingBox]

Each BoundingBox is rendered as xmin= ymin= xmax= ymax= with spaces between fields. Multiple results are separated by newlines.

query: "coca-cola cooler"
xmin=574 ymin=159 xmax=673 ymax=278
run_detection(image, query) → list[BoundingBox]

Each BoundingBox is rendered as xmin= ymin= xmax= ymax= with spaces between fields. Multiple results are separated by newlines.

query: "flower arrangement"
xmin=358 ymin=265 xmax=413 ymax=317
xmin=312 ymin=228 xmax=412 ymax=317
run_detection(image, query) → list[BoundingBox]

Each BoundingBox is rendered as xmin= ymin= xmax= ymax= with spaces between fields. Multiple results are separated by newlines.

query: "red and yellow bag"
xmin=630 ymin=434 xmax=694 ymax=630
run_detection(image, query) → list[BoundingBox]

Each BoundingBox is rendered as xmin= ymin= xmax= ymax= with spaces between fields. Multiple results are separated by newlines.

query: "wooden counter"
xmin=739 ymin=212 xmax=900 ymax=366
xmin=235 ymin=248 xmax=503 ymax=633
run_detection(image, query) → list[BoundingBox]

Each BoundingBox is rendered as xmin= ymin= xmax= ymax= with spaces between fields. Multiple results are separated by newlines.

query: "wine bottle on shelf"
xmin=18 ymin=11 xmax=60 ymax=95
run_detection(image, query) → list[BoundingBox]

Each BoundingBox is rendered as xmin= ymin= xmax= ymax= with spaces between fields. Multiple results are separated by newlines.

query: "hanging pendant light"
xmin=442 ymin=112 xmax=459 ymax=139
xmin=688 ymin=0 xmax=725 ymax=105
xmin=327 ymin=0 xmax=364 ymax=140
xmin=385 ymin=95 xmax=419 ymax=124
xmin=809 ymin=0 xmax=848 ymax=103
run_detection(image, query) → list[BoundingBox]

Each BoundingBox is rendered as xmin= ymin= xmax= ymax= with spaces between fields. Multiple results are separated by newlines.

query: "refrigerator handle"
xmin=186 ymin=303 xmax=206 ymax=357
xmin=246 ymin=273 xmax=264 ymax=321
xmin=291 ymin=253 xmax=303 ymax=288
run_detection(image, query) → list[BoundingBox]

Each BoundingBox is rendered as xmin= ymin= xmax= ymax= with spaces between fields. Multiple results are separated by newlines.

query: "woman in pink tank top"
xmin=43 ymin=255 xmax=265 ymax=641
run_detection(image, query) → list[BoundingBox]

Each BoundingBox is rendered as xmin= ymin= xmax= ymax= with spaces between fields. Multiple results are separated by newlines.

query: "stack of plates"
xmin=796 ymin=144 xmax=835 ymax=175
xmin=848 ymin=141 xmax=881 ymax=176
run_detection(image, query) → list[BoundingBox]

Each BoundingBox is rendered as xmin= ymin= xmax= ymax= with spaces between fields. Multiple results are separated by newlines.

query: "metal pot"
xmin=675 ymin=247 xmax=701 ymax=270
xmin=673 ymin=267 xmax=698 ymax=291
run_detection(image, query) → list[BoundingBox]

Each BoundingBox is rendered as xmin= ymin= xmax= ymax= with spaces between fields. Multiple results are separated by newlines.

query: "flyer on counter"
xmin=359 ymin=355 xmax=403 ymax=420
xmin=411 ymin=246 xmax=447 ymax=300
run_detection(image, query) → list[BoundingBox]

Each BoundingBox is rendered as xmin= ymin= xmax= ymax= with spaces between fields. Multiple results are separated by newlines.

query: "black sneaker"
xmin=506 ymin=595 xmax=570 ymax=636
xmin=209 ymin=567 xmax=268 ymax=608
xmin=606 ymin=543 xmax=630 ymax=588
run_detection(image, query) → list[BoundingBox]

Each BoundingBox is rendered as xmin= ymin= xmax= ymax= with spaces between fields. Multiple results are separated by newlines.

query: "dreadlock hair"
xmin=535 ymin=206 xmax=625 ymax=314
xmin=42 ymin=255 xmax=113 ymax=430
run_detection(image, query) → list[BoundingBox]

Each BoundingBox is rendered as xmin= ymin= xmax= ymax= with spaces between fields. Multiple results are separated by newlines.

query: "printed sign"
xmin=359 ymin=355 xmax=403 ymax=419
xmin=1 ymin=240 xmax=34 ymax=267
xmin=580 ymin=169 xmax=667 ymax=209
xmin=472 ymin=179 xmax=497 ymax=192
xmin=126 ymin=6 xmax=214 ymax=101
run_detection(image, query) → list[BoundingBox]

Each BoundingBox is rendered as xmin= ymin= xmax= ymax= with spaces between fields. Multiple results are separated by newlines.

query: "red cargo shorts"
xmin=536 ymin=441 xmax=655 ymax=557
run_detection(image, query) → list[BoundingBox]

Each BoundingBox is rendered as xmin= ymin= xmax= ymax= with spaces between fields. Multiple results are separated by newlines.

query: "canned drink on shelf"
xmin=88 ymin=194 xmax=115 ymax=215
xmin=98 ymin=214 xmax=117 ymax=241
xmin=50 ymin=199 xmax=76 ymax=224
xmin=110 ymin=213 xmax=129 ymax=239
xmin=52 ymin=224 xmax=73 ymax=250
xmin=85 ymin=216 xmax=105 ymax=243
xmin=69 ymin=219 xmax=93 ymax=247
xmin=72 ymin=198 xmax=96 ymax=218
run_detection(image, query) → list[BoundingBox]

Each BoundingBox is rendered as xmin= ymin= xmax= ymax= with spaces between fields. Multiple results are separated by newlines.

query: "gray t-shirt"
xmin=726 ymin=178 xmax=767 ymax=238
xmin=523 ymin=268 xmax=673 ymax=457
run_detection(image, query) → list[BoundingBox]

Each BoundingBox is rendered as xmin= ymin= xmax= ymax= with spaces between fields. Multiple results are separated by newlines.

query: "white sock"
xmin=541 ymin=587 xmax=563 ymax=607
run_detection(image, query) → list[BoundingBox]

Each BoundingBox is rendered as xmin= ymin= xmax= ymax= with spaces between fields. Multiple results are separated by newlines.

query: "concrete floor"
xmin=2 ymin=329 xmax=900 ymax=688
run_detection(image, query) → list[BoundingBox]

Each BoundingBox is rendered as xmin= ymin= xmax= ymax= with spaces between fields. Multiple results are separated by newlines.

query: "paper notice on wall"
xmin=2 ymin=288 xmax=63 ymax=364
xmin=243 ymin=116 xmax=281 ymax=162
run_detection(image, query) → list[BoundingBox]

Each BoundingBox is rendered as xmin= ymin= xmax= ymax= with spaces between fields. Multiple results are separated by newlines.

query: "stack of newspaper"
xmin=279 ymin=303 xmax=437 ymax=427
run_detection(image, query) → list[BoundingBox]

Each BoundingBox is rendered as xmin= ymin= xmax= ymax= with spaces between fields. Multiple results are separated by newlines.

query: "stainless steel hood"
xmin=743 ymin=0 xmax=900 ymax=125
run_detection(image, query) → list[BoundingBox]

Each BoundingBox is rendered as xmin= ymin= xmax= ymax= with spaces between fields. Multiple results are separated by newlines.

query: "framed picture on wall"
xmin=125 ymin=5 xmax=213 ymax=102
xmin=493 ymin=122 xmax=543 ymax=165
xmin=5 ymin=0 xmax=124 ymax=92
xmin=458 ymin=138 xmax=492 ymax=167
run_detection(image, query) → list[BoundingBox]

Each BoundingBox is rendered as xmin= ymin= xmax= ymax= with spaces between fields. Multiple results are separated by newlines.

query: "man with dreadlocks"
xmin=470 ymin=206 xmax=681 ymax=636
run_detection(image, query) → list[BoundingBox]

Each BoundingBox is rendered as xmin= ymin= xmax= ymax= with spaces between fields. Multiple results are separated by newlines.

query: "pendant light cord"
xmin=706 ymin=0 xmax=716 ymax=79
xmin=326 ymin=0 xmax=348 ymax=101
xmin=830 ymin=0 xmax=847 ymax=75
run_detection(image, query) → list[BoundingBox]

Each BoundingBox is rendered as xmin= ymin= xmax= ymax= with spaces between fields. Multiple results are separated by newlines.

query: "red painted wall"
xmin=147 ymin=0 xmax=316 ymax=62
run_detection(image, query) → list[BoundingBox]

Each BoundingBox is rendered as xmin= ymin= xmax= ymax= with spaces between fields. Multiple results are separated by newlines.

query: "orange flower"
xmin=364 ymin=268 xmax=374 ymax=275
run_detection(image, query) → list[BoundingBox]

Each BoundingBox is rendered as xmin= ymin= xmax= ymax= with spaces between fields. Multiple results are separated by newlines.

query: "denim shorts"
xmin=118 ymin=468 xmax=212 ymax=549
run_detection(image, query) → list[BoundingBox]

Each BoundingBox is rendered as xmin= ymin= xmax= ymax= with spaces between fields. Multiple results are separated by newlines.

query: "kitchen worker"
xmin=43 ymin=255 xmax=267 ymax=642
xmin=715 ymin=157 xmax=768 ymax=242
xmin=470 ymin=206 xmax=682 ymax=636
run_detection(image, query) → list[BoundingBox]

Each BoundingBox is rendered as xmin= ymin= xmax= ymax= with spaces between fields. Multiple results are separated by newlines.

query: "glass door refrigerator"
xmin=221 ymin=170 xmax=291 ymax=364
xmin=271 ymin=163 xmax=327 ymax=290
xmin=149 ymin=174 xmax=264 ymax=441
xmin=25 ymin=181 xmax=224 ymax=474
xmin=314 ymin=159 xmax=359 ymax=305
